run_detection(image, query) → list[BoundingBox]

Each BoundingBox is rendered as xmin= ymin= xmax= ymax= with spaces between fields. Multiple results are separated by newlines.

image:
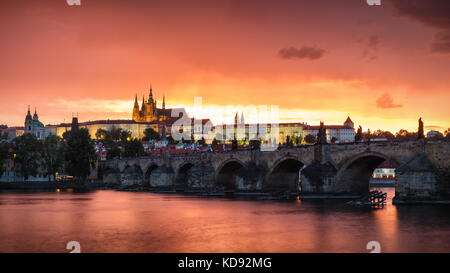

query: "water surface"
xmin=0 ymin=188 xmax=449 ymax=253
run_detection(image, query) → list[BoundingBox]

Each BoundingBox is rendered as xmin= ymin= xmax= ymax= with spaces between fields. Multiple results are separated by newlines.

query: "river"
xmin=0 ymin=188 xmax=449 ymax=253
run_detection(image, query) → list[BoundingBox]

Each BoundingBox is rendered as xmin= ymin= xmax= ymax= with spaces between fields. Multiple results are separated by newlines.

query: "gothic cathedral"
xmin=132 ymin=86 xmax=166 ymax=123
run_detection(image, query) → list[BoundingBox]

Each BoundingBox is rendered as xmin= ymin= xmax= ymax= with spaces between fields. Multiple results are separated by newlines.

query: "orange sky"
xmin=0 ymin=0 xmax=449 ymax=133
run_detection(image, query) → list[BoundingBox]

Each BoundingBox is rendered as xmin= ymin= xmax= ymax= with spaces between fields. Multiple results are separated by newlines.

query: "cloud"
xmin=278 ymin=46 xmax=326 ymax=60
xmin=388 ymin=0 xmax=450 ymax=53
xmin=362 ymin=35 xmax=380 ymax=61
xmin=376 ymin=93 xmax=403 ymax=109
xmin=431 ymin=31 xmax=450 ymax=53
xmin=425 ymin=125 xmax=444 ymax=131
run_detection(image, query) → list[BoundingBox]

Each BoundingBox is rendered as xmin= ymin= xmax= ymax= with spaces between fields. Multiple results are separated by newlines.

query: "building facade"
xmin=303 ymin=117 xmax=355 ymax=143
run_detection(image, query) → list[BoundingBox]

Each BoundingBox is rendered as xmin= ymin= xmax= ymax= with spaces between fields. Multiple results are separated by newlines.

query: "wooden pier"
xmin=347 ymin=190 xmax=387 ymax=208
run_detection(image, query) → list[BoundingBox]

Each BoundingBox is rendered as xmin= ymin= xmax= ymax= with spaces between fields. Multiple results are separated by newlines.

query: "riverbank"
xmin=0 ymin=182 xmax=297 ymax=200
xmin=116 ymin=184 xmax=299 ymax=200
xmin=0 ymin=181 xmax=101 ymax=193
xmin=2 ymin=181 xmax=449 ymax=204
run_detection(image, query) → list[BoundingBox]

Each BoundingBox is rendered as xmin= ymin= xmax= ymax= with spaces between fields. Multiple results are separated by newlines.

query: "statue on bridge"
xmin=317 ymin=122 xmax=327 ymax=145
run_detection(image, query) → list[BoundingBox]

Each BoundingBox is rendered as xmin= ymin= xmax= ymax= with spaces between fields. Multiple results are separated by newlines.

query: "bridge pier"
xmin=121 ymin=165 xmax=144 ymax=186
xmin=185 ymin=162 xmax=215 ymax=191
xmin=300 ymin=162 xmax=338 ymax=196
xmin=394 ymin=154 xmax=450 ymax=203
xmin=149 ymin=165 xmax=174 ymax=188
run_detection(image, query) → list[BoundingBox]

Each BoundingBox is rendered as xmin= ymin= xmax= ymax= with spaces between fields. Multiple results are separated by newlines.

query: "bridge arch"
xmin=174 ymin=163 xmax=195 ymax=190
xmin=123 ymin=164 xmax=143 ymax=175
xmin=99 ymin=165 xmax=120 ymax=183
xmin=265 ymin=156 xmax=305 ymax=192
xmin=215 ymin=159 xmax=246 ymax=191
xmin=144 ymin=164 xmax=159 ymax=186
xmin=336 ymin=151 xmax=401 ymax=194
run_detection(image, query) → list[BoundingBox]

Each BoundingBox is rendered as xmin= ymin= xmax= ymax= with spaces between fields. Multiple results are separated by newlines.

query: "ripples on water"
xmin=0 ymin=188 xmax=449 ymax=253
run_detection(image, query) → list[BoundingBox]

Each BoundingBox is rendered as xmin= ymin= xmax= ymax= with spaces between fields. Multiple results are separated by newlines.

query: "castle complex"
xmin=41 ymin=86 xmax=191 ymax=140
xmin=4 ymin=85 xmax=356 ymax=144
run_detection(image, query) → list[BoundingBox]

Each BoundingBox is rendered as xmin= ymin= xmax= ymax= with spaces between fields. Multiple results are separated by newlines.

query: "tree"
xmin=107 ymin=146 xmax=121 ymax=159
xmin=304 ymin=134 xmax=317 ymax=144
xmin=445 ymin=129 xmax=450 ymax=140
xmin=66 ymin=128 xmax=96 ymax=181
xmin=143 ymin=128 xmax=160 ymax=141
xmin=0 ymin=142 xmax=12 ymax=177
xmin=62 ymin=130 xmax=71 ymax=140
xmin=120 ymin=130 xmax=132 ymax=143
xmin=0 ymin=132 xmax=8 ymax=141
xmin=366 ymin=129 xmax=395 ymax=140
xmin=110 ymin=126 xmax=123 ymax=142
xmin=418 ymin=118 xmax=425 ymax=139
xmin=95 ymin=128 xmax=111 ymax=141
xmin=13 ymin=134 xmax=43 ymax=180
xmin=123 ymin=139 xmax=145 ymax=157
xmin=395 ymin=129 xmax=416 ymax=141
xmin=355 ymin=126 xmax=363 ymax=142
xmin=42 ymin=135 xmax=65 ymax=181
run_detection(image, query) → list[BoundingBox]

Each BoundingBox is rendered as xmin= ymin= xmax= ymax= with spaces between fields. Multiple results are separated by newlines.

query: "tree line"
xmin=1 ymin=123 xmax=449 ymax=180
xmin=0 ymin=126 xmax=169 ymax=181
xmin=0 ymin=128 xmax=96 ymax=182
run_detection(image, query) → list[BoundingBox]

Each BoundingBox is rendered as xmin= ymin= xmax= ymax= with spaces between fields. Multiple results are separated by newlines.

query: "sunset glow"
xmin=0 ymin=0 xmax=449 ymax=133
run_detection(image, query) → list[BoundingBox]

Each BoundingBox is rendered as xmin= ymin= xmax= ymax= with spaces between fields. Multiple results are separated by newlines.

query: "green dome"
xmin=33 ymin=120 xmax=44 ymax=128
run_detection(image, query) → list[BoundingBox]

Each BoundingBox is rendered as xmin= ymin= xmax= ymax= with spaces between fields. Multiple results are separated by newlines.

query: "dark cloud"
xmin=362 ymin=35 xmax=380 ymax=61
xmin=278 ymin=46 xmax=326 ymax=60
xmin=376 ymin=93 xmax=403 ymax=109
xmin=431 ymin=31 xmax=450 ymax=53
xmin=388 ymin=0 xmax=450 ymax=53
xmin=388 ymin=0 xmax=450 ymax=29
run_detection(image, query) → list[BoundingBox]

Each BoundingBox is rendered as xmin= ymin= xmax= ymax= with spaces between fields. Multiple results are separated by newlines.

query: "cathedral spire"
xmin=25 ymin=105 xmax=32 ymax=122
xmin=134 ymin=94 xmax=139 ymax=108
xmin=132 ymin=94 xmax=141 ymax=122
xmin=33 ymin=107 xmax=38 ymax=121
xmin=149 ymin=84 xmax=153 ymax=100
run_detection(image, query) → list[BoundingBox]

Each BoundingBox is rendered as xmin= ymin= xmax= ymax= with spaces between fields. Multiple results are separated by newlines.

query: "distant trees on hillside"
xmin=142 ymin=128 xmax=160 ymax=142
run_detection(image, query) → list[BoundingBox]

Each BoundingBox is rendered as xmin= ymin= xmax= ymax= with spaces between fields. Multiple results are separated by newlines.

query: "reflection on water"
xmin=0 ymin=188 xmax=449 ymax=253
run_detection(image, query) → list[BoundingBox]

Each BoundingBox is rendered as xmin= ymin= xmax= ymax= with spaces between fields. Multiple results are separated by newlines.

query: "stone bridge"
xmin=99 ymin=140 xmax=450 ymax=202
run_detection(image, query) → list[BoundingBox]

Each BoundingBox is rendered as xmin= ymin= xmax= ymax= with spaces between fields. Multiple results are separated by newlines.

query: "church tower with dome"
xmin=24 ymin=106 xmax=46 ymax=140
